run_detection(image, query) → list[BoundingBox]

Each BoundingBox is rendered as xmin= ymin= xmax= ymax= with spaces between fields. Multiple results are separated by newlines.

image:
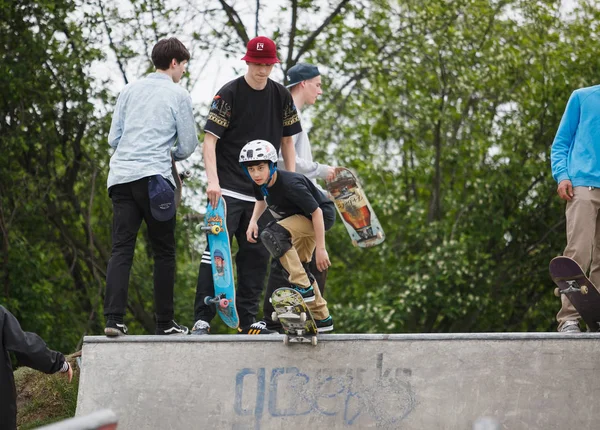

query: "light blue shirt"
xmin=551 ymin=85 xmax=600 ymax=188
xmin=107 ymin=73 xmax=199 ymax=189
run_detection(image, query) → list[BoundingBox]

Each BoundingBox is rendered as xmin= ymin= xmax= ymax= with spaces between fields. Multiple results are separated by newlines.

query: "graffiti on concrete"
xmin=233 ymin=352 xmax=416 ymax=429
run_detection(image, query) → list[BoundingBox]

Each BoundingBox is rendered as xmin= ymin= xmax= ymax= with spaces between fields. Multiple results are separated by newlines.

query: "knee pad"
xmin=260 ymin=223 xmax=292 ymax=259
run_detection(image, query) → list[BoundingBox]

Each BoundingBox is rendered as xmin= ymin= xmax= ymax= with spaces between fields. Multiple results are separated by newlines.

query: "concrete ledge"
xmin=76 ymin=333 xmax=600 ymax=429
xmin=82 ymin=331 xmax=600 ymax=342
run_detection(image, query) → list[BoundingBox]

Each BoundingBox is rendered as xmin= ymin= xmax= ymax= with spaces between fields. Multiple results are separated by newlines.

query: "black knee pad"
xmin=260 ymin=223 xmax=292 ymax=259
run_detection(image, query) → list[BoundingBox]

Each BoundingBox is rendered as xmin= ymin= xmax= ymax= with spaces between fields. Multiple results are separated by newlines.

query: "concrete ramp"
xmin=76 ymin=333 xmax=600 ymax=429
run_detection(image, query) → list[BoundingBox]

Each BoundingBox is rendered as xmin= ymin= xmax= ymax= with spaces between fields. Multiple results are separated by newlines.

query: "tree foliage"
xmin=2 ymin=0 xmax=600 ymax=351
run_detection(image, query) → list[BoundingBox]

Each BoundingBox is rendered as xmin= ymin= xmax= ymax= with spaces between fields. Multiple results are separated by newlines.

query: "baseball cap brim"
xmin=241 ymin=54 xmax=280 ymax=64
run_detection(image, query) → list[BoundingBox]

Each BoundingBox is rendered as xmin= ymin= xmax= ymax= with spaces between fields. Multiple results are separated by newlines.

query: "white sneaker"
xmin=191 ymin=319 xmax=210 ymax=335
xmin=559 ymin=320 xmax=581 ymax=333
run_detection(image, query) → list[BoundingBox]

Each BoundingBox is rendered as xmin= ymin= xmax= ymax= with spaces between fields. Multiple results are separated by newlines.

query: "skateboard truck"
xmin=272 ymin=308 xmax=307 ymax=323
xmin=204 ymin=293 xmax=230 ymax=309
xmin=554 ymin=280 xmax=589 ymax=297
xmin=199 ymin=225 xmax=223 ymax=235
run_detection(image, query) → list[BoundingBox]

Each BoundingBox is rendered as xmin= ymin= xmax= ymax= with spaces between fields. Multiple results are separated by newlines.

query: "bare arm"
xmin=281 ymin=135 xmax=296 ymax=172
xmin=311 ymin=207 xmax=330 ymax=272
xmin=247 ymin=200 xmax=268 ymax=243
xmin=203 ymin=132 xmax=220 ymax=208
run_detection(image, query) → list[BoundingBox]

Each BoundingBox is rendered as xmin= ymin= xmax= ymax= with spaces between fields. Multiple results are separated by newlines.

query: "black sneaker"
xmin=238 ymin=320 xmax=278 ymax=335
xmin=315 ymin=316 xmax=334 ymax=333
xmin=155 ymin=320 xmax=189 ymax=335
xmin=105 ymin=319 xmax=128 ymax=336
xmin=191 ymin=319 xmax=210 ymax=335
xmin=292 ymin=284 xmax=315 ymax=302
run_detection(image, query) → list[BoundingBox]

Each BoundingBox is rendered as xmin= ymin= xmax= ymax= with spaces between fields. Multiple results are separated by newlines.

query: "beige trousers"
xmin=556 ymin=187 xmax=600 ymax=330
xmin=278 ymin=215 xmax=329 ymax=320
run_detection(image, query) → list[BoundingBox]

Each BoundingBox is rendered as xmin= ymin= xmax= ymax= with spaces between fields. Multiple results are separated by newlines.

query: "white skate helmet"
xmin=239 ymin=140 xmax=278 ymax=164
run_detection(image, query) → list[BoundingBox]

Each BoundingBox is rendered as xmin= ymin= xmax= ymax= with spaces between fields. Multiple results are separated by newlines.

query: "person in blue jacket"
xmin=551 ymin=85 xmax=600 ymax=332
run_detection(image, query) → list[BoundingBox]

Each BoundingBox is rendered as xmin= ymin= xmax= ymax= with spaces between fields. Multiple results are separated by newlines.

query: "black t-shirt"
xmin=205 ymin=76 xmax=302 ymax=197
xmin=254 ymin=170 xmax=336 ymax=230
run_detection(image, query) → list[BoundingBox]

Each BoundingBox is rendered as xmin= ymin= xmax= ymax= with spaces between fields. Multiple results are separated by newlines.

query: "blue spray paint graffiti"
xmin=233 ymin=353 xmax=416 ymax=429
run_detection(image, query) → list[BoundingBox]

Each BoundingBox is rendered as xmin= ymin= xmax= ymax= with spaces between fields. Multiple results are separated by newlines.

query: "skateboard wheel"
xmin=582 ymin=285 xmax=589 ymax=294
xmin=351 ymin=240 xmax=358 ymax=247
xmin=376 ymin=231 xmax=383 ymax=239
xmin=271 ymin=311 xmax=278 ymax=322
xmin=311 ymin=336 xmax=318 ymax=346
xmin=211 ymin=225 xmax=221 ymax=235
xmin=219 ymin=298 xmax=230 ymax=308
xmin=554 ymin=288 xmax=560 ymax=297
xmin=300 ymin=312 xmax=307 ymax=323
xmin=204 ymin=296 xmax=213 ymax=305
xmin=284 ymin=335 xmax=289 ymax=346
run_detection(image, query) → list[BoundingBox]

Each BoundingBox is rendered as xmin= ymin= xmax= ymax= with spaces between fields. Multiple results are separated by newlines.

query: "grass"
xmin=15 ymin=354 xmax=79 ymax=429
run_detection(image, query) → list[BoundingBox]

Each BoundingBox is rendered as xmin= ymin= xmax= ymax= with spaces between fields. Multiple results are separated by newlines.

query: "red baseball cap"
xmin=241 ymin=36 xmax=280 ymax=64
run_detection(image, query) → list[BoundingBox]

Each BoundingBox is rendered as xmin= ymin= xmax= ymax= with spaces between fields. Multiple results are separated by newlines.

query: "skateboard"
xmin=549 ymin=256 xmax=600 ymax=331
xmin=172 ymin=159 xmax=192 ymax=207
xmin=325 ymin=167 xmax=385 ymax=248
xmin=200 ymin=197 xmax=239 ymax=329
xmin=270 ymin=287 xmax=318 ymax=346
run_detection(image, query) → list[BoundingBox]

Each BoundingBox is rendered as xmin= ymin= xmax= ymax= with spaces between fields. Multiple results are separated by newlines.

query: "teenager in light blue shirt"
xmin=551 ymin=85 xmax=600 ymax=332
xmin=104 ymin=38 xmax=198 ymax=337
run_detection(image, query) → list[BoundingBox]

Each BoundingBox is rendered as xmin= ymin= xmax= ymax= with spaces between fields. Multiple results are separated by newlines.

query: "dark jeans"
xmin=263 ymin=251 xmax=328 ymax=331
xmin=104 ymin=178 xmax=177 ymax=321
xmin=194 ymin=196 xmax=270 ymax=327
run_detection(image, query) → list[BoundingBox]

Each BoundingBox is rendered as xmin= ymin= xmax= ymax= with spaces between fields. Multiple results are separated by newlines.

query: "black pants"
xmin=194 ymin=196 xmax=270 ymax=327
xmin=263 ymin=252 xmax=328 ymax=331
xmin=104 ymin=178 xmax=176 ymax=321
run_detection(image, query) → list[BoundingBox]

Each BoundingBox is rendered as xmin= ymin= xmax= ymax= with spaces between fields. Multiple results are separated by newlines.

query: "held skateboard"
xmin=172 ymin=159 xmax=192 ymax=207
xmin=325 ymin=167 xmax=385 ymax=248
xmin=270 ymin=287 xmax=318 ymax=346
xmin=200 ymin=197 xmax=239 ymax=328
xmin=549 ymin=256 xmax=600 ymax=331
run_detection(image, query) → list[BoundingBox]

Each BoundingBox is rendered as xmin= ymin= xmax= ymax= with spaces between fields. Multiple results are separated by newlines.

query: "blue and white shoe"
xmin=315 ymin=316 xmax=334 ymax=333
xmin=292 ymin=284 xmax=315 ymax=302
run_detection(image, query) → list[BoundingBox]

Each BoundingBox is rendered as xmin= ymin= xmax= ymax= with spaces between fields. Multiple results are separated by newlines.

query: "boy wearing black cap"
xmin=104 ymin=37 xmax=198 ymax=336
xmin=192 ymin=36 xmax=302 ymax=335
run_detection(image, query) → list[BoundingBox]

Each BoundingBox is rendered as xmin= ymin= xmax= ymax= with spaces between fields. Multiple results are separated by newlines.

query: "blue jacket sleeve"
xmin=551 ymin=91 xmax=580 ymax=183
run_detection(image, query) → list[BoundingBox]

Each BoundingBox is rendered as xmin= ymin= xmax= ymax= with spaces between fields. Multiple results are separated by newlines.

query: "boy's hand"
xmin=206 ymin=182 xmax=222 ymax=209
xmin=65 ymin=362 xmax=73 ymax=383
xmin=246 ymin=221 xmax=259 ymax=243
xmin=315 ymin=248 xmax=330 ymax=272
xmin=557 ymin=179 xmax=573 ymax=201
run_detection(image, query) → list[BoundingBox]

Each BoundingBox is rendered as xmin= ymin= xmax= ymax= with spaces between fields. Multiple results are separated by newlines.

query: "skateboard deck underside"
xmin=205 ymin=198 xmax=239 ymax=328
xmin=325 ymin=167 xmax=385 ymax=248
xmin=271 ymin=288 xmax=317 ymax=344
xmin=549 ymin=256 xmax=600 ymax=331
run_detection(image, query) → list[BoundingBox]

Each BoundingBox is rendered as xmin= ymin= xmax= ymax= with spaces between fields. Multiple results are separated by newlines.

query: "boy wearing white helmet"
xmin=239 ymin=140 xmax=335 ymax=332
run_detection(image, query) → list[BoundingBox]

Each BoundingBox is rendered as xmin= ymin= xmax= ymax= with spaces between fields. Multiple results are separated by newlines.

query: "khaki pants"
xmin=556 ymin=187 xmax=600 ymax=330
xmin=277 ymin=215 xmax=329 ymax=320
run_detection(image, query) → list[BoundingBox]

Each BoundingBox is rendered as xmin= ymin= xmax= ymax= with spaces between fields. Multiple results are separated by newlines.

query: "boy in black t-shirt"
xmin=192 ymin=36 xmax=302 ymax=335
xmin=239 ymin=140 xmax=335 ymax=332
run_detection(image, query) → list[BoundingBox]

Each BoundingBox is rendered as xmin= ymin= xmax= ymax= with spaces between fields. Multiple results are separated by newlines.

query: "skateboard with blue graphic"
xmin=270 ymin=287 xmax=317 ymax=346
xmin=325 ymin=167 xmax=385 ymax=248
xmin=201 ymin=197 xmax=239 ymax=328
xmin=550 ymin=256 xmax=600 ymax=331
